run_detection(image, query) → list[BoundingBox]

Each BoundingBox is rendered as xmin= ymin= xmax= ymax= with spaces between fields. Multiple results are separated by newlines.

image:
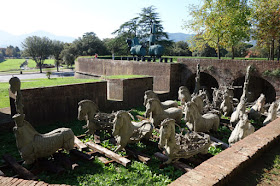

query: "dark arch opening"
xmin=185 ymin=72 xmax=219 ymax=101
xmin=233 ymin=76 xmax=276 ymax=103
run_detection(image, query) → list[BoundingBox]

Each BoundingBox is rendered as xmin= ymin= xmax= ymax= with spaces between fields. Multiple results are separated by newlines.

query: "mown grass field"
xmin=0 ymin=77 xmax=100 ymax=108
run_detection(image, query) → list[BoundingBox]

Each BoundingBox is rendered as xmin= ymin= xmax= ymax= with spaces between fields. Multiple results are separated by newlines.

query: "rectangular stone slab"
xmin=86 ymin=141 xmax=131 ymax=167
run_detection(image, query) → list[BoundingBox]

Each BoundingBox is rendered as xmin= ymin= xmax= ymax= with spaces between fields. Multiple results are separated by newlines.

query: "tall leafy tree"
xmin=52 ymin=40 xmax=64 ymax=72
xmin=186 ymin=0 xmax=251 ymax=59
xmin=251 ymin=0 xmax=280 ymax=60
xmin=22 ymin=36 xmax=52 ymax=73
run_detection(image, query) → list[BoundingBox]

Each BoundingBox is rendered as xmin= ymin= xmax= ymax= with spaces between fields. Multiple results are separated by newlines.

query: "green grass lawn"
xmin=0 ymin=59 xmax=55 ymax=72
xmin=0 ymin=77 xmax=100 ymax=108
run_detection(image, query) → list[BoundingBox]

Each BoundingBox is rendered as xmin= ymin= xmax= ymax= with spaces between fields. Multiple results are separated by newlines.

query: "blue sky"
xmin=2 ymin=0 xmax=202 ymax=39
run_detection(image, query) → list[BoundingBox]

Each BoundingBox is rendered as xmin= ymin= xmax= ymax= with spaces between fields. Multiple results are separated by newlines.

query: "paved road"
xmin=0 ymin=71 xmax=74 ymax=82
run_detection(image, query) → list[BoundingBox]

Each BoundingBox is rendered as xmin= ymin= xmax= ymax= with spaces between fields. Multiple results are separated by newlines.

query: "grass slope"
xmin=0 ymin=59 xmax=55 ymax=72
xmin=0 ymin=77 xmax=100 ymax=108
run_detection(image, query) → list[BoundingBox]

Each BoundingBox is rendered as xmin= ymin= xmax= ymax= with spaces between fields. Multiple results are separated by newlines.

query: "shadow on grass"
xmin=228 ymin=144 xmax=280 ymax=186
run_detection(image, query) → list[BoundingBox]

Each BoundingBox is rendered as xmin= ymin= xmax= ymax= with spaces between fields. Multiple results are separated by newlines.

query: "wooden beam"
xmin=97 ymin=157 xmax=115 ymax=165
xmin=154 ymin=152 xmax=193 ymax=172
xmin=125 ymin=147 xmax=150 ymax=164
xmin=70 ymin=149 xmax=94 ymax=161
xmin=0 ymin=169 xmax=4 ymax=176
xmin=210 ymin=136 xmax=229 ymax=149
xmin=74 ymin=136 xmax=87 ymax=151
xmin=86 ymin=141 xmax=131 ymax=167
xmin=2 ymin=154 xmax=37 ymax=180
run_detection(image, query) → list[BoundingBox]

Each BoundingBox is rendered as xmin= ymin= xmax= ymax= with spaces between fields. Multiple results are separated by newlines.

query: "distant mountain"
xmin=168 ymin=33 xmax=195 ymax=42
xmin=0 ymin=30 xmax=76 ymax=48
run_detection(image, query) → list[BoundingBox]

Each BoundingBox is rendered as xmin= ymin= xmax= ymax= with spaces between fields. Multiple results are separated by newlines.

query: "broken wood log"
xmin=154 ymin=152 xmax=193 ymax=172
xmin=125 ymin=147 xmax=150 ymax=164
xmin=70 ymin=149 xmax=94 ymax=161
xmin=2 ymin=154 xmax=37 ymax=180
xmin=97 ymin=157 xmax=115 ymax=164
xmin=210 ymin=136 xmax=229 ymax=149
xmin=76 ymin=134 xmax=86 ymax=139
xmin=74 ymin=136 xmax=87 ymax=151
xmin=0 ymin=169 xmax=4 ymax=176
xmin=86 ymin=141 xmax=131 ymax=167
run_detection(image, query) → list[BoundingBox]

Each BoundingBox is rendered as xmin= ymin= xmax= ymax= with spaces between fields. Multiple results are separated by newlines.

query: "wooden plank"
xmin=0 ymin=169 xmax=4 ymax=176
xmin=94 ymin=134 xmax=101 ymax=144
xmin=70 ymin=149 xmax=94 ymax=161
xmin=86 ymin=141 xmax=131 ymax=167
xmin=210 ymin=135 xmax=229 ymax=149
xmin=97 ymin=157 xmax=115 ymax=164
xmin=125 ymin=147 xmax=150 ymax=164
xmin=2 ymin=154 xmax=37 ymax=180
xmin=76 ymin=134 xmax=86 ymax=139
xmin=154 ymin=152 xmax=193 ymax=172
xmin=74 ymin=136 xmax=87 ymax=151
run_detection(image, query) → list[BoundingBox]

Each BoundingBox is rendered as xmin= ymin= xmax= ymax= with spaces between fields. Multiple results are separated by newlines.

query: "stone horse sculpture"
xmin=145 ymin=98 xmax=182 ymax=127
xmin=158 ymin=118 xmax=210 ymax=164
xmin=78 ymin=100 xmax=99 ymax=134
xmin=191 ymin=90 xmax=206 ymax=114
xmin=228 ymin=113 xmax=255 ymax=146
xmin=230 ymin=96 xmax=246 ymax=127
xmin=178 ymin=86 xmax=191 ymax=107
xmin=184 ymin=101 xmax=220 ymax=132
xmin=263 ymin=101 xmax=279 ymax=125
xmin=248 ymin=94 xmax=266 ymax=121
xmin=112 ymin=111 xmax=153 ymax=152
xmin=144 ymin=90 xmax=178 ymax=110
xmin=13 ymin=114 xmax=74 ymax=165
xmin=220 ymin=93 xmax=234 ymax=116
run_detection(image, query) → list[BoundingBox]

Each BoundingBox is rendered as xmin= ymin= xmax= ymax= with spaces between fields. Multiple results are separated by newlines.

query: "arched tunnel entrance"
xmin=233 ymin=76 xmax=276 ymax=103
xmin=186 ymin=72 xmax=219 ymax=101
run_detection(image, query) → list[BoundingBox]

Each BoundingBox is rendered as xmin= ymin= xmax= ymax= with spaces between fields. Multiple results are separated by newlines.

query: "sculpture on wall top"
xmin=13 ymin=114 xmax=74 ymax=164
xmin=158 ymin=118 xmax=210 ymax=164
xmin=148 ymin=23 xmax=164 ymax=58
xmin=112 ymin=110 xmax=153 ymax=152
xmin=9 ymin=77 xmax=24 ymax=115
xmin=126 ymin=37 xmax=146 ymax=57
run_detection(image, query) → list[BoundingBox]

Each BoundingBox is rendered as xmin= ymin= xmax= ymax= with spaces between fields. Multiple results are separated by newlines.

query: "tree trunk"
xmin=232 ymin=45 xmax=235 ymax=59
xmin=39 ymin=60 xmax=42 ymax=73
xmin=277 ymin=39 xmax=280 ymax=62
xmin=271 ymin=39 xmax=275 ymax=61
xmin=217 ymin=37 xmax=221 ymax=59
xmin=56 ymin=60 xmax=59 ymax=72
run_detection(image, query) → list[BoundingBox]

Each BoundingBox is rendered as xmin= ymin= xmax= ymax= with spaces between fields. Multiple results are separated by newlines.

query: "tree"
xmin=60 ymin=43 xmax=76 ymax=67
xmin=172 ymin=41 xmax=192 ymax=56
xmin=22 ymin=36 xmax=52 ymax=73
xmin=5 ymin=45 xmax=14 ymax=57
xmin=251 ymin=0 xmax=280 ymax=60
xmin=113 ymin=6 xmax=172 ymax=52
xmin=186 ymin=0 xmax=251 ymax=59
xmin=52 ymin=40 xmax=64 ymax=72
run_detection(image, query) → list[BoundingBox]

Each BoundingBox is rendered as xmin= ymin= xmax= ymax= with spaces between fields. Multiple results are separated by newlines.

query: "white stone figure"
xmin=248 ymin=94 xmax=266 ymax=121
xmin=220 ymin=93 xmax=234 ymax=116
xmin=112 ymin=111 xmax=153 ymax=152
xmin=78 ymin=100 xmax=99 ymax=134
xmin=9 ymin=77 xmax=24 ymax=114
xmin=263 ymin=101 xmax=279 ymax=125
xmin=191 ymin=91 xmax=205 ymax=114
xmin=230 ymin=96 xmax=246 ymax=127
xmin=228 ymin=113 xmax=255 ymax=146
xmin=143 ymin=90 xmax=178 ymax=109
xmin=178 ymin=86 xmax=191 ymax=106
xmin=158 ymin=118 xmax=210 ymax=164
xmin=212 ymin=87 xmax=223 ymax=109
xmin=145 ymin=98 xmax=182 ymax=127
xmin=13 ymin=114 xmax=74 ymax=165
xmin=184 ymin=101 xmax=220 ymax=132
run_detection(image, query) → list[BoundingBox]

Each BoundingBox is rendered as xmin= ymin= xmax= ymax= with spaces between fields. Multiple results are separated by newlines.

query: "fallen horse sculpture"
xmin=158 ymin=118 xmax=210 ymax=164
xmin=112 ymin=110 xmax=153 ymax=152
xmin=144 ymin=90 xmax=178 ymax=110
xmin=13 ymin=114 xmax=74 ymax=165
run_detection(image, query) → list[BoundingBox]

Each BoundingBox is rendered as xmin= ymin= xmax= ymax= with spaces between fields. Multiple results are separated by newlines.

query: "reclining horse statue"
xmin=144 ymin=90 xmax=178 ymax=110
xmin=145 ymin=98 xmax=182 ymax=127
xmin=112 ymin=110 xmax=153 ymax=152
xmin=13 ymin=114 xmax=74 ymax=165
xmin=263 ymin=101 xmax=279 ymax=125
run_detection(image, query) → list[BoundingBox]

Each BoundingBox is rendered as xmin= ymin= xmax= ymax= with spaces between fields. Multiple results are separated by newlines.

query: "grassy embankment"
xmin=0 ymin=77 xmax=100 ymax=109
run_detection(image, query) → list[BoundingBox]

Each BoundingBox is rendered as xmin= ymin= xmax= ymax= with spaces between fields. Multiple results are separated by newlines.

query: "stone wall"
xmin=9 ymin=77 xmax=153 ymax=126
